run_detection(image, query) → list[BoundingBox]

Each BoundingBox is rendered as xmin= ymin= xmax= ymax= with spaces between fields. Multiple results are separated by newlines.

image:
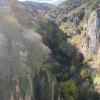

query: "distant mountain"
xmin=19 ymin=1 xmax=54 ymax=14
xmin=19 ymin=0 xmax=65 ymax=5
xmin=17 ymin=1 xmax=54 ymax=21
xmin=46 ymin=0 xmax=65 ymax=5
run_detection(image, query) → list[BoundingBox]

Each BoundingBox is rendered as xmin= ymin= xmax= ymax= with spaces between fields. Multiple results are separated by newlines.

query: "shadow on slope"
xmin=33 ymin=20 xmax=100 ymax=100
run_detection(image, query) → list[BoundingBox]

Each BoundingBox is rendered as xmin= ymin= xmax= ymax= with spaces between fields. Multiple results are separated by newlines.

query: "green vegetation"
xmin=0 ymin=0 xmax=100 ymax=100
xmin=61 ymin=80 xmax=79 ymax=100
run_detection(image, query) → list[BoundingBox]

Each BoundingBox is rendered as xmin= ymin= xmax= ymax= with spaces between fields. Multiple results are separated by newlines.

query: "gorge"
xmin=0 ymin=0 xmax=100 ymax=100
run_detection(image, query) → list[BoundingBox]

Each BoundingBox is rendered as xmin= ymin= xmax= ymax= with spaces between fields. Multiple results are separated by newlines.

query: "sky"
xmin=18 ymin=0 xmax=65 ymax=4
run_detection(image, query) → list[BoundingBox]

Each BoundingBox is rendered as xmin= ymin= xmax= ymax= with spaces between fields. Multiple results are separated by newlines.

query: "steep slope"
xmin=83 ymin=8 xmax=100 ymax=55
xmin=18 ymin=1 xmax=54 ymax=20
xmin=48 ymin=0 xmax=100 ymax=97
xmin=48 ymin=0 xmax=100 ymax=35
xmin=0 ymin=1 xmax=52 ymax=100
xmin=49 ymin=0 xmax=87 ymax=23
xmin=82 ymin=7 xmax=100 ymax=93
xmin=0 ymin=0 xmax=100 ymax=100
xmin=13 ymin=0 xmax=100 ymax=99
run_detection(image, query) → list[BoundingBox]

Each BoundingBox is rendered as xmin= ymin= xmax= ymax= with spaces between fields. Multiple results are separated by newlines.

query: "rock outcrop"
xmin=83 ymin=7 xmax=100 ymax=55
xmin=82 ymin=7 xmax=100 ymax=93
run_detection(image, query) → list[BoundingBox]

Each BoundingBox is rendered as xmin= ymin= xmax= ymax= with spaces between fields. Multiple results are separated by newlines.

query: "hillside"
xmin=18 ymin=1 xmax=54 ymax=20
xmin=20 ymin=1 xmax=54 ymax=11
xmin=49 ymin=0 xmax=100 ymax=22
xmin=0 ymin=1 xmax=52 ymax=100
xmin=0 ymin=0 xmax=100 ymax=100
xmin=49 ymin=0 xmax=100 ymax=32
xmin=48 ymin=0 xmax=100 ymax=98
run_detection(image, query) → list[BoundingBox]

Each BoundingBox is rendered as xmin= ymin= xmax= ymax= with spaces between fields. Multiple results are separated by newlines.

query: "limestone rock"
xmin=83 ymin=7 xmax=100 ymax=55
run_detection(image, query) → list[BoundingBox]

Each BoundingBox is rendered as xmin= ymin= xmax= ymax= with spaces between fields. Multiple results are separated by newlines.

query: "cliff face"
xmin=48 ymin=0 xmax=87 ymax=24
xmin=48 ymin=0 xmax=100 ymax=36
xmin=83 ymin=8 xmax=100 ymax=55
xmin=48 ymin=0 xmax=100 ymax=95
xmin=78 ymin=7 xmax=100 ymax=93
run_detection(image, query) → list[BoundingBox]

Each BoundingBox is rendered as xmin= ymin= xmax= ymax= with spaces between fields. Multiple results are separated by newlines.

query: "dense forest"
xmin=0 ymin=0 xmax=100 ymax=100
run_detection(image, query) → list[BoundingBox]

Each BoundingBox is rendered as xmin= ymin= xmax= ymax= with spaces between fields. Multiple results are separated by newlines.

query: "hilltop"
xmin=18 ymin=1 xmax=54 ymax=19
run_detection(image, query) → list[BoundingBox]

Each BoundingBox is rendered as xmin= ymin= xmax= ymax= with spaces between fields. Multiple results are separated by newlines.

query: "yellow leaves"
xmin=59 ymin=23 xmax=67 ymax=32
xmin=84 ymin=53 xmax=100 ymax=68
xmin=71 ymin=35 xmax=81 ymax=46
xmin=92 ymin=73 xmax=100 ymax=86
xmin=44 ymin=14 xmax=49 ymax=20
xmin=0 ymin=14 xmax=21 ymax=31
xmin=85 ymin=52 xmax=93 ymax=61
xmin=96 ymin=56 xmax=100 ymax=66
xmin=92 ymin=55 xmax=100 ymax=68
xmin=70 ymin=65 xmax=76 ymax=73
xmin=80 ymin=67 xmax=88 ymax=78
xmin=2 ymin=15 xmax=21 ymax=27
xmin=62 ymin=80 xmax=78 ymax=99
xmin=0 ymin=14 xmax=22 ymax=41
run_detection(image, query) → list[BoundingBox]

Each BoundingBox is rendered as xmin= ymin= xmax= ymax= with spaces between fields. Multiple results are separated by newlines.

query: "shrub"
xmin=92 ymin=73 xmax=100 ymax=86
xmin=71 ymin=35 xmax=81 ymax=46
xmin=62 ymin=80 xmax=79 ymax=99
xmin=85 ymin=52 xmax=93 ymax=61
xmin=76 ymin=27 xmax=82 ymax=34
xmin=80 ymin=67 xmax=88 ymax=78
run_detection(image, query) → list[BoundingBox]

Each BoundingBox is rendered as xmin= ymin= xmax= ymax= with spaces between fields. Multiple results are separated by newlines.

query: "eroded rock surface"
xmin=83 ymin=7 xmax=100 ymax=55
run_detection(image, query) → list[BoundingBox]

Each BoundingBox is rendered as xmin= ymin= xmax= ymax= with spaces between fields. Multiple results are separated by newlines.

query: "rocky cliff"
xmin=82 ymin=6 xmax=100 ymax=93
xmin=83 ymin=7 xmax=100 ymax=55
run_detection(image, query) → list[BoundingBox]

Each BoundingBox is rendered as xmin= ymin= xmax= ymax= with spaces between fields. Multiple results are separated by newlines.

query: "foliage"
xmin=85 ymin=52 xmax=93 ymax=62
xmin=0 ymin=0 xmax=100 ymax=99
xmin=71 ymin=35 xmax=82 ymax=46
xmin=61 ymin=80 xmax=79 ymax=100
xmin=19 ymin=75 xmax=32 ymax=96
xmin=80 ymin=67 xmax=88 ymax=78
xmin=76 ymin=27 xmax=83 ymax=34
xmin=0 ymin=15 xmax=22 ymax=41
xmin=92 ymin=73 xmax=100 ymax=86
